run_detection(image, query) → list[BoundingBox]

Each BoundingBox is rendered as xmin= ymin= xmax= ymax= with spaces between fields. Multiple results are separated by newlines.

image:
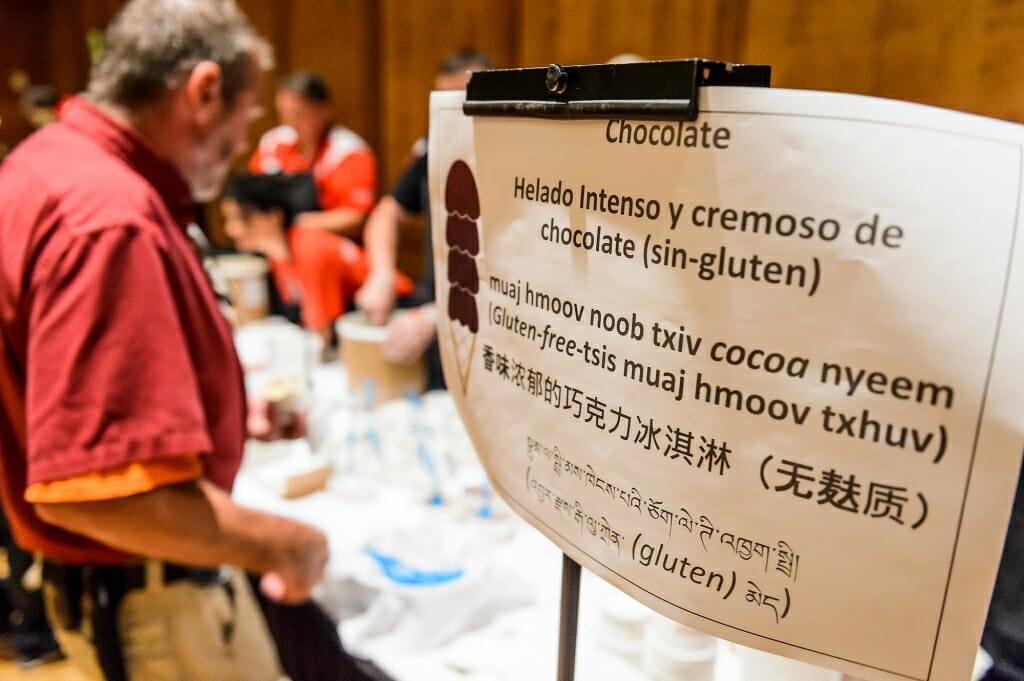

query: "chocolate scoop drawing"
xmin=444 ymin=160 xmax=481 ymax=393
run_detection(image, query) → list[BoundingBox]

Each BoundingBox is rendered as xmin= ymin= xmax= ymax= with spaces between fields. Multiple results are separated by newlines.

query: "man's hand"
xmin=247 ymin=393 xmax=306 ymax=441
xmin=259 ymin=521 xmax=329 ymax=603
xmin=355 ymin=269 xmax=397 ymax=326
xmin=381 ymin=304 xmax=437 ymax=364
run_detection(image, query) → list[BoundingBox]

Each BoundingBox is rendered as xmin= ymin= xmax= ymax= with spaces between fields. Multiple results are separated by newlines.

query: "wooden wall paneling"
xmin=712 ymin=0 xmax=752 ymax=63
xmin=378 ymin=0 xmax=518 ymax=186
xmin=742 ymin=0 xmax=1024 ymax=122
xmin=236 ymin=0 xmax=292 ymax=147
xmin=929 ymin=0 xmax=1024 ymax=122
xmin=742 ymin=0 xmax=886 ymax=93
xmin=860 ymin=0 xmax=967 ymax=106
xmin=377 ymin=0 xmax=517 ymax=280
xmin=71 ymin=0 xmax=126 ymax=35
xmin=43 ymin=0 xmax=124 ymax=97
xmin=0 ymin=2 xmax=53 ymax=89
xmin=284 ymin=0 xmax=380 ymax=157
xmin=44 ymin=3 xmax=99 ymax=99
xmin=240 ymin=0 xmax=292 ymax=64
xmin=0 ymin=2 xmax=51 ymax=153
xmin=516 ymin=0 xmax=726 ymax=69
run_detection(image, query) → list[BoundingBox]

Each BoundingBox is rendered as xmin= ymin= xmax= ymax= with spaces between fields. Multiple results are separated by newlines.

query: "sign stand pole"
xmin=557 ymin=553 xmax=581 ymax=681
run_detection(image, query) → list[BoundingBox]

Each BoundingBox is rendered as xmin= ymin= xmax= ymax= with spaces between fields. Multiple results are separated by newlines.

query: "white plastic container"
xmin=596 ymin=588 xmax=651 ymax=665
xmin=736 ymin=646 xmax=841 ymax=681
xmin=642 ymin=614 xmax=717 ymax=681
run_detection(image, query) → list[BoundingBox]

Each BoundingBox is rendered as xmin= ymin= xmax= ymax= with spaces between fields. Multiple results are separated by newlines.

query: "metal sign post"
xmin=557 ymin=554 xmax=582 ymax=681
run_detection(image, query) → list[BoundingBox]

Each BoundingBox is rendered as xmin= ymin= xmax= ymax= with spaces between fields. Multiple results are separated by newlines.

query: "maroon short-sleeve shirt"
xmin=0 ymin=98 xmax=246 ymax=564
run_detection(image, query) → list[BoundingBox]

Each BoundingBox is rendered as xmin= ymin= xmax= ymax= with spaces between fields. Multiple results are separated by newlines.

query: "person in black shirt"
xmin=356 ymin=49 xmax=493 ymax=390
xmin=979 ymin=463 xmax=1024 ymax=681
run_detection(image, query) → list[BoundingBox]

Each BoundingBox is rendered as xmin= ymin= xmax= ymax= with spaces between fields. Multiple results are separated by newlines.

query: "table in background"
xmin=232 ymin=320 xmax=983 ymax=681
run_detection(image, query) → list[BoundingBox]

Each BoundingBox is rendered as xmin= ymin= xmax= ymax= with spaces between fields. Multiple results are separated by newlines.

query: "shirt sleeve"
xmin=248 ymin=129 xmax=279 ymax=173
xmin=390 ymin=153 xmax=427 ymax=215
xmin=248 ymin=150 xmax=264 ymax=173
xmin=318 ymin=148 xmax=377 ymax=213
xmin=289 ymin=229 xmax=347 ymax=333
xmin=25 ymin=454 xmax=203 ymax=503
xmin=25 ymin=226 xmax=213 ymax=486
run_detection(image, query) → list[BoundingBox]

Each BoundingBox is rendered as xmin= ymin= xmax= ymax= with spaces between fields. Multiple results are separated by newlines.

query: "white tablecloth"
xmin=232 ymin=320 xmax=987 ymax=681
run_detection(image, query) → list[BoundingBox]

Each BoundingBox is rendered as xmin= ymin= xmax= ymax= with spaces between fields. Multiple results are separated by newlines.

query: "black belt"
xmin=108 ymin=561 xmax=224 ymax=591
xmin=43 ymin=560 xmax=227 ymax=681
xmin=43 ymin=560 xmax=224 ymax=596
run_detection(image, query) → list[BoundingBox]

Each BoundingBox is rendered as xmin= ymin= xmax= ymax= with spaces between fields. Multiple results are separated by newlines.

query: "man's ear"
xmin=184 ymin=60 xmax=224 ymax=127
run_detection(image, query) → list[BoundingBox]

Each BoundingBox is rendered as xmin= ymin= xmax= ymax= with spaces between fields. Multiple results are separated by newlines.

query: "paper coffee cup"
xmin=216 ymin=254 xmax=269 ymax=326
xmin=336 ymin=310 xmax=426 ymax=406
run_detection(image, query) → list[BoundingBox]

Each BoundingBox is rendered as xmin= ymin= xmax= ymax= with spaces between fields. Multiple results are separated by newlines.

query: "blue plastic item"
xmin=364 ymin=547 xmax=464 ymax=586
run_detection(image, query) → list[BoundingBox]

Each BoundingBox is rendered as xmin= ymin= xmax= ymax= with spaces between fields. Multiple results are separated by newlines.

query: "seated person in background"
xmin=249 ymin=70 xmax=376 ymax=238
xmin=221 ymin=173 xmax=412 ymax=348
xmin=356 ymin=48 xmax=494 ymax=390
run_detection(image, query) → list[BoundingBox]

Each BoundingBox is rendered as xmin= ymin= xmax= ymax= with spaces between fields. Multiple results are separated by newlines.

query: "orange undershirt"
xmin=25 ymin=455 xmax=203 ymax=504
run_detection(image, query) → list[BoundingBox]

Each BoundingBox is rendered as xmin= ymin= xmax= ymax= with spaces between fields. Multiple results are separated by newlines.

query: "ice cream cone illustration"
xmin=444 ymin=160 xmax=480 ymax=393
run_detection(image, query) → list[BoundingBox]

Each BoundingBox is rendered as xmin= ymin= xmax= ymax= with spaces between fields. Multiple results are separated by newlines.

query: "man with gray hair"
xmin=0 ymin=1 xmax=327 ymax=679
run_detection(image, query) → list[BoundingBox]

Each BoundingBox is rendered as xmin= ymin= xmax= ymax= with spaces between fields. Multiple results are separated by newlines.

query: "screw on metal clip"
xmin=545 ymin=64 xmax=568 ymax=94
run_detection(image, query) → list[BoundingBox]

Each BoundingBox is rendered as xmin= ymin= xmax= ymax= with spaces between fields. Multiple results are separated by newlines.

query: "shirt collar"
xmin=60 ymin=96 xmax=196 ymax=228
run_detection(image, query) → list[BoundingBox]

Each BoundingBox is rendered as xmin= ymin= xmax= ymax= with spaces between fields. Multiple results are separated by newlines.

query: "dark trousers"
xmin=0 ymin=511 xmax=59 ymax=660
xmin=247 ymin=574 xmax=394 ymax=681
xmin=981 ymin=463 xmax=1024 ymax=681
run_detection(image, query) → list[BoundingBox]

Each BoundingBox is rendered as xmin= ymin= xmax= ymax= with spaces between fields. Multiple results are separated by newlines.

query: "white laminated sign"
xmin=429 ymin=80 xmax=1024 ymax=681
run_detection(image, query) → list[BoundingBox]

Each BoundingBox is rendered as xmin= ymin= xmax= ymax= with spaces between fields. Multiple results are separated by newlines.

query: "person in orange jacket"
xmin=221 ymin=172 xmax=413 ymax=348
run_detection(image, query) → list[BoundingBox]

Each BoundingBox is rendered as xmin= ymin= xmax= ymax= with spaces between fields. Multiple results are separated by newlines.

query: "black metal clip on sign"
xmin=463 ymin=58 xmax=771 ymax=121
xmin=460 ymin=58 xmax=770 ymax=681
